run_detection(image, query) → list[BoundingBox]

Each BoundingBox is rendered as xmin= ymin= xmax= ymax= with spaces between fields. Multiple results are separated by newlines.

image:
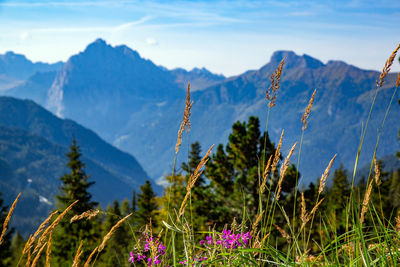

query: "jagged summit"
xmin=269 ymin=50 xmax=324 ymax=69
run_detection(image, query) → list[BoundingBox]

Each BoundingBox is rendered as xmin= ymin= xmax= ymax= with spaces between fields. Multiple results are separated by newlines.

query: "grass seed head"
xmin=301 ymin=89 xmax=316 ymax=131
xmin=175 ymin=83 xmax=193 ymax=154
xmin=377 ymin=42 xmax=400 ymax=87
xmin=318 ymin=154 xmax=337 ymax=195
xmin=266 ymin=58 xmax=284 ymax=107
xmin=0 ymin=193 xmax=20 ymax=246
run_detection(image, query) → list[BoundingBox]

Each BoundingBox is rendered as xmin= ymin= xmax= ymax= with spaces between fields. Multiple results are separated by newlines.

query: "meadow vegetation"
xmin=0 ymin=42 xmax=400 ymax=266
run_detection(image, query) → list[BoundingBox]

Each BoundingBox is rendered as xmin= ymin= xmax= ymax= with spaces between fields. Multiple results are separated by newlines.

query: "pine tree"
xmin=137 ymin=180 xmax=158 ymax=228
xmin=207 ymin=116 xmax=277 ymax=221
xmin=0 ymin=192 xmax=13 ymax=267
xmin=328 ymin=164 xmax=350 ymax=234
xmin=52 ymin=138 xmax=98 ymax=264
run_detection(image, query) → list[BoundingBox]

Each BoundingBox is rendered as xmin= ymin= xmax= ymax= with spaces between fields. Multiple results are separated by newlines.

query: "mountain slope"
xmin=0 ymin=124 xmax=138 ymax=236
xmin=0 ymin=96 xmax=150 ymax=188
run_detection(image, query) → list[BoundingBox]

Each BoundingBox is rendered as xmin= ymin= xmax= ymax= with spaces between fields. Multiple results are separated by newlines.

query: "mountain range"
xmin=0 ymin=96 xmax=151 ymax=235
xmin=1 ymin=38 xmax=399 ymax=187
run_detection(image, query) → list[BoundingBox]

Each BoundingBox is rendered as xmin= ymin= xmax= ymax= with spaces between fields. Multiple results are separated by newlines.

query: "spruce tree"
xmin=52 ymin=138 xmax=98 ymax=264
xmin=136 ymin=180 xmax=158 ymax=228
xmin=328 ymin=164 xmax=350 ymax=234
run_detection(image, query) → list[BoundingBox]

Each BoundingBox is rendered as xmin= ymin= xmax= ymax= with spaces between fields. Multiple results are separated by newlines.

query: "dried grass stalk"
xmin=301 ymin=192 xmax=306 ymax=225
xmin=24 ymin=210 xmax=59 ymax=255
xmin=72 ymin=240 xmax=83 ymax=267
xmin=175 ymin=83 xmax=193 ymax=154
xmin=261 ymin=155 xmax=273 ymax=194
xmin=274 ymin=224 xmax=290 ymax=243
xmin=179 ymin=145 xmax=214 ymax=217
xmin=276 ymin=142 xmax=297 ymax=200
xmin=98 ymin=213 xmax=132 ymax=252
xmin=31 ymin=241 xmax=47 ymax=267
xmin=46 ymin=232 xmax=52 ymax=267
xmin=395 ymin=214 xmax=400 ymax=232
xmin=0 ymin=193 xmax=20 ymax=246
xmin=373 ymin=156 xmax=381 ymax=186
xmin=360 ymin=179 xmax=373 ymax=224
xmin=271 ymin=130 xmax=284 ymax=175
xmin=25 ymin=249 xmax=31 ymax=267
xmin=377 ymin=42 xmax=400 ymax=87
xmin=266 ymin=58 xmax=284 ymax=107
xmin=33 ymin=200 xmax=78 ymax=255
xmin=84 ymin=246 xmax=98 ymax=267
xmin=300 ymin=198 xmax=324 ymax=231
xmin=252 ymin=211 xmax=264 ymax=232
xmin=318 ymin=154 xmax=337 ymax=195
xmin=70 ymin=209 xmax=100 ymax=223
xmin=396 ymin=73 xmax=400 ymax=88
xmin=301 ymin=89 xmax=316 ymax=131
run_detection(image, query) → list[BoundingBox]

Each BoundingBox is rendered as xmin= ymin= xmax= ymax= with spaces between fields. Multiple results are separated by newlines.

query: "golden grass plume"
xmin=266 ymin=58 xmax=284 ymax=108
xmin=397 ymin=73 xmax=400 ymax=88
xmin=31 ymin=241 xmax=47 ymax=267
xmin=377 ymin=42 xmax=400 ymax=87
xmin=274 ymin=224 xmax=290 ymax=243
xmin=179 ymin=144 xmax=214 ymax=217
xmin=271 ymin=130 xmax=284 ymax=175
xmin=23 ymin=210 xmax=59 ymax=255
xmin=33 ymin=200 xmax=78 ymax=255
xmin=0 ymin=192 xmax=20 ymax=246
xmin=301 ymin=89 xmax=316 ymax=131
xmin=72 ymin=240 xmax=83 ymax=267
xmin=84 ymin=246 xmax=98 ymax=267
xmin=318 ymin=154 xmax=337 ymax=195
xmin=175 ymin=83 xmax=193 ymax=154
xmin=360 ymin=179 xmax=373 ymax=224
xmin=261 ymin=154 xmax=273 ymax=194
xmin=373 ymin=156 xmax=381 ymax=186
xmin=276 ymin=142 xmax=297 ymax=200
xmin=98 ymin=213 xmax=132 ymax=252
xmin=70 ymin=209 xmax=100 ymax=223
xmin=46 ymin=232 xmax=52 ymax=267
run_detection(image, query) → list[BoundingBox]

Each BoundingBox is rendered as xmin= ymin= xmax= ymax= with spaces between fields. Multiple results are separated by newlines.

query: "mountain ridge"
xmin=0 ymin=39 xmax=399 ymax=184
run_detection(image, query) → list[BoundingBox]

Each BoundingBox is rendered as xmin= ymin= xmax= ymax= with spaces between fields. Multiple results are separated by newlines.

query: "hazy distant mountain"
xmin=0 ymin=51 xmax=63 ymax=80
xmin=46 ymin=38 xmax=184 ymax=139
xmin=4 ymin=71 xmax=57 ymax=105
xmin=0 ymin=96 xmax=152 ymax=234
xmin=171 ymin=67 xmax=225 ymax=91
xmin=0 ymin=51 xmax=62 ymax=91
xmin=1 ymin=40 xmax=399 ymax=186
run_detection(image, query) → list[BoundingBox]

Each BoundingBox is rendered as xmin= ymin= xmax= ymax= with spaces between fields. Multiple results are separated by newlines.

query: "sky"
xmin=0 ymin=0 xmax=399 ymax=76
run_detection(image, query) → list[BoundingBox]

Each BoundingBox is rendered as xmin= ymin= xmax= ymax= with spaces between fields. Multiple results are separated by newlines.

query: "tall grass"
xmin=1 ymin=42 xmax=400 ymax=266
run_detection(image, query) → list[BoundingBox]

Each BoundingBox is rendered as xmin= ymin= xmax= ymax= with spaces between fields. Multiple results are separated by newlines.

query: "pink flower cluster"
xmin=129 ymin=236 xmax=166 ymax=266
xmin=200 ymin=229 xmax=252 ymax=249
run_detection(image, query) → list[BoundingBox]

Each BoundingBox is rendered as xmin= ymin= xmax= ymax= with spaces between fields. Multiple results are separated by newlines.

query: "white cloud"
xmin=146 ymin=38 xmax=158 ymax=46
xmin=19 ymin=31 xmax=31 ymax=41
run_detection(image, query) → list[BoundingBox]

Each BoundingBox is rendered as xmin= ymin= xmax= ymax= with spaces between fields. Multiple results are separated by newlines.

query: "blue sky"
xmin=0 ymin=0 xmax=399 ymax=76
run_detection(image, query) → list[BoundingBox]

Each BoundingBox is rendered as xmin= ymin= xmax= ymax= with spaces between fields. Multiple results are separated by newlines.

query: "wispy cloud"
xmin=0 ymin=0 xmax=133 ymax=8
xmin=18 ymin=16 xmax=152 ymax=41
